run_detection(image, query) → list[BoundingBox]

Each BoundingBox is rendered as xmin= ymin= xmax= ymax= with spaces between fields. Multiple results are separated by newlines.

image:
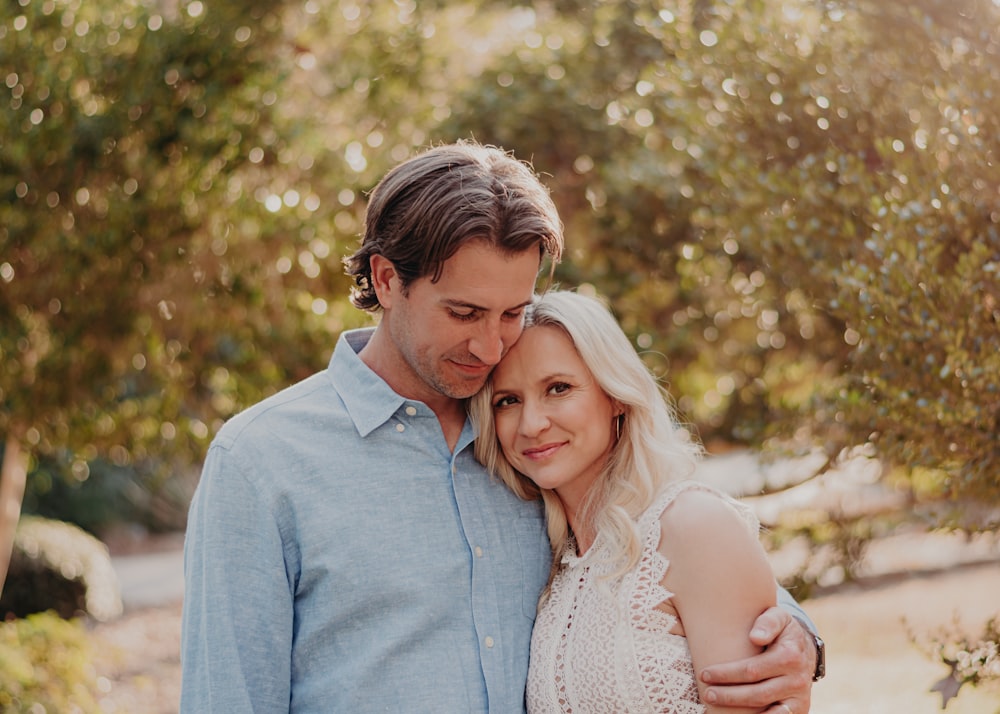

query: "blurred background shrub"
xmin=0 ymin=611 xmax=104 ymax=713
xmin=1 ymin=516 xmax=121 ymax=622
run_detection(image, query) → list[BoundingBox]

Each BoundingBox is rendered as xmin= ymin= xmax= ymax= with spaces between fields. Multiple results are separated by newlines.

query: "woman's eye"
xmin=493 ymin=395 xmax=517 ymax=408
xmin=549 ymin=382 xmax=571 ymax=395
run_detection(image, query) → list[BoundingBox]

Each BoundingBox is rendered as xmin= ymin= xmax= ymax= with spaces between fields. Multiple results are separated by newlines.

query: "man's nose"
xmin=468 ymin=319 xmax=504 ymax=365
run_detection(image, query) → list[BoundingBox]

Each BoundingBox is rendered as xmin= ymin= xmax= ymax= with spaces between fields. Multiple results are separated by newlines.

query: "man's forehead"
xmin=438 ymin=241 xmax=541 ymax=274
xmin=429 ymin=243 xmax=541 ymax=308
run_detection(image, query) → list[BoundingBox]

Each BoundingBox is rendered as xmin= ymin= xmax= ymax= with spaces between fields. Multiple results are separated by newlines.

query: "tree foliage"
xmin=434 ymin=0 xmax=1000 ymax=513
xmin=0 ymin=0 xmax=335 ymax=583
xmin=688 ymin=0 xmax=1000 ymax=509
xmin=2 ymin=0 xmax=998 ymax=551
xmin=2 ymin=0 xmax=318 ymax=465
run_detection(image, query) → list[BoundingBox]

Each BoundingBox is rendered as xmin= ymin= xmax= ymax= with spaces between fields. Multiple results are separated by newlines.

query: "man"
xmin=181 ymin=141 xmax=821 ymax=712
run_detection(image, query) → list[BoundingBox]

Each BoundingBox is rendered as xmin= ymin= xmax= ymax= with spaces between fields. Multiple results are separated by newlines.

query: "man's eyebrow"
xmin=441 ymin=299 xmax=532 ymax=312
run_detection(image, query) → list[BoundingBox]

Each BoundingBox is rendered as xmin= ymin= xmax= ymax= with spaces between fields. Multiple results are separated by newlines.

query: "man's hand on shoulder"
xmin=700 ymin=607 xmax=815 ymax=713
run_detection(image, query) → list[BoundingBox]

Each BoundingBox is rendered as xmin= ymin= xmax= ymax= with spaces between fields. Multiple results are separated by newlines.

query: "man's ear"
xmin=368 ymin=254 xmax=399 ymax=309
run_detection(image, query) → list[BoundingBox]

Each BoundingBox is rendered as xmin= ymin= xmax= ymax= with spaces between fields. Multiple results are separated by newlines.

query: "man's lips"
xmin=450 ymin=360 xmax=491 ymax=376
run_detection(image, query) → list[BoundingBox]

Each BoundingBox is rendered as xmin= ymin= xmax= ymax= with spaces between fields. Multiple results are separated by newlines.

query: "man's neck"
xmin=357 ymin=327 xmax=467 ymax=452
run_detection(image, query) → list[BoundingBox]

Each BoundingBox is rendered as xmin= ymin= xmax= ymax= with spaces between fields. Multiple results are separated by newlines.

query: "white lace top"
xmin=526 ymin=481 xmax=759 ymax=714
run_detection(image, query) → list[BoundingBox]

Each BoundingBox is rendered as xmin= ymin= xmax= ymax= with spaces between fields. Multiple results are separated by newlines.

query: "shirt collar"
xmin=327 ymin=327 xmax=408 ymax=437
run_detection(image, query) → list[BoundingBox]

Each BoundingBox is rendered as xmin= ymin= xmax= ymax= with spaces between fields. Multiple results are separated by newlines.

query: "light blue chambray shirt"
xmin=181 ymin=328 xmax=550 ymax=713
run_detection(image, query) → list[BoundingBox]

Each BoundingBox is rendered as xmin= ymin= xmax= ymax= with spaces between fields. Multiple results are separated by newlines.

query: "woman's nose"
xmin=518 ymin=400 xmax=550 ymax=437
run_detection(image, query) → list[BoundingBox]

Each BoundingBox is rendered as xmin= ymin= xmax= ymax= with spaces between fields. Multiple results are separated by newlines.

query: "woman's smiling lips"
xmin=522 ymin=442 xmax=566 ymax=461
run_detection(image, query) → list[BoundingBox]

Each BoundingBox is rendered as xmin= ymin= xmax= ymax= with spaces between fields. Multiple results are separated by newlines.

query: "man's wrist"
xmin=792 ymin=615 xmax=825 ymax=682
xmin=808 ymin=631 xmax=826 ymax=681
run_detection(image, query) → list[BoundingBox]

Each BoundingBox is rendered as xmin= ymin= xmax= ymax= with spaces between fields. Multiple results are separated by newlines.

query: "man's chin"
xmin=443 ymin=377 xmax=489 ymax=400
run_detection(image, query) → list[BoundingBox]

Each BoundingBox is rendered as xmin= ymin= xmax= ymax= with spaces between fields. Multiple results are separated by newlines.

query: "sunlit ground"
xmin=808 ymin=561 xmax=1000 ymax=714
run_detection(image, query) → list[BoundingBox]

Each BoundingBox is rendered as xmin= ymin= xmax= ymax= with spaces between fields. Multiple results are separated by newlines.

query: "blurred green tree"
xmin=0 ymin=0 xmax=346 ymax=590
xmin=0 ymin=0 xmax=559 ymax=589
xmin=674 ymin=0 xmax=1000 ymax=512
xmin=438 ymin=0 xmax=999 ymax=515
xmin=3 ymin=0 xmax=997 ymax=595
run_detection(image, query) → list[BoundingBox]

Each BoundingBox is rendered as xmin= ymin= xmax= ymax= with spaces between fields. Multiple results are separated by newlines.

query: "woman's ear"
xmin=368 ymin=254 xmax=399 ymax=309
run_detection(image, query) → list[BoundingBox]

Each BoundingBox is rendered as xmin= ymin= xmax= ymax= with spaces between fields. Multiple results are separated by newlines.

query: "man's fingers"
xmin=699 ymin=606 xmax=816 ymax=711
xmin=701 ymin=643 xmax=791 ymax=685
xmin=701 ymin=680 xmax=783 ymax=708
xmin=749 ymin=605 xmax=794 ymax=645
xmin=700 ymin=615 xmax=814 ymax=709
xmin=703 ymin=681 xmax=811 ymax=712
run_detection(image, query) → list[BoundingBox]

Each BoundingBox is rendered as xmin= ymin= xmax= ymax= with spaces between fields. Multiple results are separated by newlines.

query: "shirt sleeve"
xmin=777 ymin=584 xmax=818 ymax=634
xmin=180 ymin=441 xmax=295 ymax=713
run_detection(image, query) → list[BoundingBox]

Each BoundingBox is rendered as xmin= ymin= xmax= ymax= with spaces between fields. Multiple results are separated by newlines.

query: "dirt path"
xmin=808 ymin=560 xmax=1000 ymax=714
xmin=90 ymin=601 xmax=182 ymax=714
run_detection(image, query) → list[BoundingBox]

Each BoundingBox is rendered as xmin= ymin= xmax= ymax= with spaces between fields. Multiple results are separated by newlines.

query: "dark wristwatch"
xmin=810 ymin=632 xmax=826 ymax=681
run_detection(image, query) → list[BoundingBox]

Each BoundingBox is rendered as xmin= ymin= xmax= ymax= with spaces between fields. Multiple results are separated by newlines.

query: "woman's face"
xmin=490 ymin=325 xmax=619 ymax=513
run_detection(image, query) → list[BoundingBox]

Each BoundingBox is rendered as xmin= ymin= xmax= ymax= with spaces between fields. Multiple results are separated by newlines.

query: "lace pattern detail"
xmin=527 ymin=481 xmax=759 ymax=714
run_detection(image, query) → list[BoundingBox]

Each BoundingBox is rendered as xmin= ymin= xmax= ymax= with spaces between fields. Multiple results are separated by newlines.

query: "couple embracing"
xmin=181 ymin=141 xmax=823 ymax=713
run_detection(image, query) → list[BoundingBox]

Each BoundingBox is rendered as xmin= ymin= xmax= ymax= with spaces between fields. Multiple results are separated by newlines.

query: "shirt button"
xmin=405 ymin=406 xmax=417 ymax=416
xmin=395 ymin=423 xmax=405 ymax=432
xmin=484 ymin=636 xmax=495 ymax=648
xmin=474 ymin=546 xmax=484 ymax=558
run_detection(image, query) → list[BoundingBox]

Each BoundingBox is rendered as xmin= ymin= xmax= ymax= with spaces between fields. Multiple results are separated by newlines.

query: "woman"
xmin=470 ymin=290 xmax=779 ymax=714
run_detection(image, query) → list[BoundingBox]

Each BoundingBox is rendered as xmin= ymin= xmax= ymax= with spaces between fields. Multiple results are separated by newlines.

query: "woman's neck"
xmin=567 ymin=513 xmax=596 ymax=555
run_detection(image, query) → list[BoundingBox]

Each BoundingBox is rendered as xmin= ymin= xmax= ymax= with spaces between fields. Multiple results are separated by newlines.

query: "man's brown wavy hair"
xmin=344 ymin=141 xmax=564 ymax=311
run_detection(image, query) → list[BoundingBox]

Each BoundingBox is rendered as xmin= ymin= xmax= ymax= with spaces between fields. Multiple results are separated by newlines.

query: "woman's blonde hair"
xmin=469 ymin=290 xmax=702 ymax=592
